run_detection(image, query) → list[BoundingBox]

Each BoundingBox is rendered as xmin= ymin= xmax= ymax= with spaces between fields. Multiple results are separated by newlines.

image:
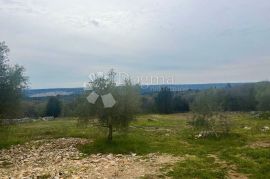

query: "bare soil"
xmin=249 ymin=140 xmax=270 ymax=148
xmin=0 ymin=138 xmax=180 ymax=179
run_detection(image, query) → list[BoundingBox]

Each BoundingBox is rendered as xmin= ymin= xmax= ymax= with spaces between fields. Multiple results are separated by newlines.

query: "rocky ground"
xmin=0 ymin=138 xmax=180 ymax=179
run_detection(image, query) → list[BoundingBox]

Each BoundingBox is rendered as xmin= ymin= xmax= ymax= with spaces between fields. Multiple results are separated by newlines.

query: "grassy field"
xmin=1 ymin=113 xmax=270 ymax=178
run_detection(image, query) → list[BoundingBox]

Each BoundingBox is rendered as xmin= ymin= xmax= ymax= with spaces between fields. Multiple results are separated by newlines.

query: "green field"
xmin=1 ymin=113 xmax=270 ymax=178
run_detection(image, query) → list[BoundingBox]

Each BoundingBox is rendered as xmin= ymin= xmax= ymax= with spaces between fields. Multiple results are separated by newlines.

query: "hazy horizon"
xmin=1 ymin=0 xmax=270 ymax=88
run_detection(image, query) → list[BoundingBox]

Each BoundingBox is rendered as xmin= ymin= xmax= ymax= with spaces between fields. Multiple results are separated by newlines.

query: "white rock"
xmin=131 ymin=153 xmax=137 ymax=157
xmin=261 ymin=126 xmax=269 ymax=132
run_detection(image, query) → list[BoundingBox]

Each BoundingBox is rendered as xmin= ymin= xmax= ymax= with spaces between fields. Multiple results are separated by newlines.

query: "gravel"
xmin=0 ymin=138 xmax=179 ymax=178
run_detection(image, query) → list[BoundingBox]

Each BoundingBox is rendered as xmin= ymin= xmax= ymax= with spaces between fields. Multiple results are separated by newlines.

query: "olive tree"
xmin=0 ymin=41 xmax=28 ymax=119
xmin=87 ymin=70 xmax=140 ymax=141
xmin=191 ymin=89 xmax=231 ymax=137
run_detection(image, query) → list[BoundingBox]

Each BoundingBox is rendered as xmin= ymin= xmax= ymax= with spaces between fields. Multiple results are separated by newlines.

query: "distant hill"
xmin=24 ymin=83 xmax=244 ymax=98
xmin=140 ymin=83 xmax=242 ymax=94
xmin=24 ymin=88 xmax=84 ymax=98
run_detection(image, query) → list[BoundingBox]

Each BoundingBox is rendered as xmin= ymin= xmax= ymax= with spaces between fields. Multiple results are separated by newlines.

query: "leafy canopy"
xmin=0 ymin=41 xmax=28 ymax=119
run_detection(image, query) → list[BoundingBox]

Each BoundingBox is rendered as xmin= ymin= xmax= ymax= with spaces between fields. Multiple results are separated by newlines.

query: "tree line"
xmin=1 ymin=41 xmax=270 ymax=141
xmin=2 ymin=41 xmax=270 ymax=120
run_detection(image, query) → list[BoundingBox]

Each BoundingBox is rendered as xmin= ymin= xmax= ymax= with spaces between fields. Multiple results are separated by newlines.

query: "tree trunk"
xmin=108 ymin=117 xmax=113 ymax=142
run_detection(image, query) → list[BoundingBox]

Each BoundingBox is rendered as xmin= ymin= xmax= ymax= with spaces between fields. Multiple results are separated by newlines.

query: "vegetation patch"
xmin=167 ymin=156 xmax=227 ymax=179
xmin=0 ymin=113 xmax=269 ymax=178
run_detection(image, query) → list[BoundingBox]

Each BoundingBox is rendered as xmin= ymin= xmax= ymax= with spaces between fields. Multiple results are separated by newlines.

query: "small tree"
xmin=0 ymin=41 xmax=28 ymax=119
xmin=88 ymin=70 xmax=140 ymax=141
xmin=141 ymin=95 xmax=156 ymax=113
xmin=191 ymin=89 xmax=231 ymax=137
xmin=45 ymin=96 xmax=62 ymax=117
xmin=155 ymin=87 xmax=173 ymax=114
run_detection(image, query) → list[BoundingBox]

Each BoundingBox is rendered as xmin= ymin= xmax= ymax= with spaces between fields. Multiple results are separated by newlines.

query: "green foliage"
xmin=139 ymin=82 xmax=270 ymax=115
xmin=155 ymin=87 xmax=173 ymax=114
xmin=191 ymin=89 xmax=222 ymax=114
xmin=172 ymin=95 xmax=189 ymax=112
xmin=45 ymin=96 xmax=62 ymax=117
xmin=255 ymin=81 xmax=270 ymax=111
xmin=21 ymin=100 xmax=46 ymax=118
xmin=0 ymin=41 xmax=28 ymax=119
xmin=191 ymin=90 xmax=231 ymax=137
xmin=112 ymin=80 xmax=141 ymax=129
xmin=79 ymin=134 xmax=150 ymax=154
xmin=0 ymin=119 xmax=102 ymax=149
xmin=251 ymin=111 xmax=270 ymax=120
xmin=141 ymin=95 xmax=156 ymax=113
xmin=167 ymin=157 xmax=227 ymax=179
xmin=82 ymin=70 xmax=140 ymax=141
xmin=258 ymin=111 xmax=270 ymax=120
xmin=220 ymin=147 xmax=270 ymax=178
xmin=92 ymin=71 xmax=139 ymax=129
xmin=0 ymin=113 xmax=270 ymax=178
xmin=21 ymin=81 xmax=270 ymax=120
xmin=74 ymin=94 xmax=96 ymax=118
xmin=221 ymin=84 xmax=257 ymax=111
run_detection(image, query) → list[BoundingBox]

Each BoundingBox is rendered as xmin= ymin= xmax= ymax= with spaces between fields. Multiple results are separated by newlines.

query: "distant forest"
xmin=19 ymin=81 xmax=270 ymax=119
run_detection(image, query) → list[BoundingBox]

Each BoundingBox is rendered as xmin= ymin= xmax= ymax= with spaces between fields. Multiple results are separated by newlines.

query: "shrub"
xmin=190 ymin=89 xmax=231 ymax=137
xmin=251 ymin=111 xmax=270 ymax=120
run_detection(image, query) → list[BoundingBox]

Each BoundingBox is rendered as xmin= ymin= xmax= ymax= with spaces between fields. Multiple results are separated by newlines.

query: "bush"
xmin=190 ymin=90 xmax=231 ymax=137
xmin=251 ymin=111 xmax=270 ymax=120
xmin=190 ymin=113 xmax=231 ymax=138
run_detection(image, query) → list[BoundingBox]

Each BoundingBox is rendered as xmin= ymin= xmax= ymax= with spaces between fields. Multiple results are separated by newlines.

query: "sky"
xmin=0 ymin=0 xmax=270 ymax=89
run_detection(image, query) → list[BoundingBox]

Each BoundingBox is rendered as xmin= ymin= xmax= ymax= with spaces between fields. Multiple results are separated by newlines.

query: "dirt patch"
xmin=207 ymin=154 xmax=248 ymax=179
xmin=228 ymin=170 xmax=248 ymax=179
xmin=249 ymin=140 xmax=270 ymax=148
xmin=0 ymin=138 xmax=180 ymax=178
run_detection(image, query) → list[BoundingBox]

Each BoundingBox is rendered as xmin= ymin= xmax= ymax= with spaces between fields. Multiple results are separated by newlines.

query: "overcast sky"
xmin=0 ymin=0 xmax=270 ymax=88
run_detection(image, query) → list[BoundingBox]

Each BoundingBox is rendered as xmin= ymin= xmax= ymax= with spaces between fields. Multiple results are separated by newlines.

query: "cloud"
xmin=89 ymin=19 xmax=100 ymax=27
xmin=0 ymin=0 xmax=270 ymax=88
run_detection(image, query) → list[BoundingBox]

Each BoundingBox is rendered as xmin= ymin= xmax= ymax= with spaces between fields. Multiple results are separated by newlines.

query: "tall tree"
xmin=155 ymin=87 xmax=173 ymax=114
xmin=0 ymin=41 xmax=28 ymax=119
xmin=45 ymin=96 xmax=62 ymax=117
